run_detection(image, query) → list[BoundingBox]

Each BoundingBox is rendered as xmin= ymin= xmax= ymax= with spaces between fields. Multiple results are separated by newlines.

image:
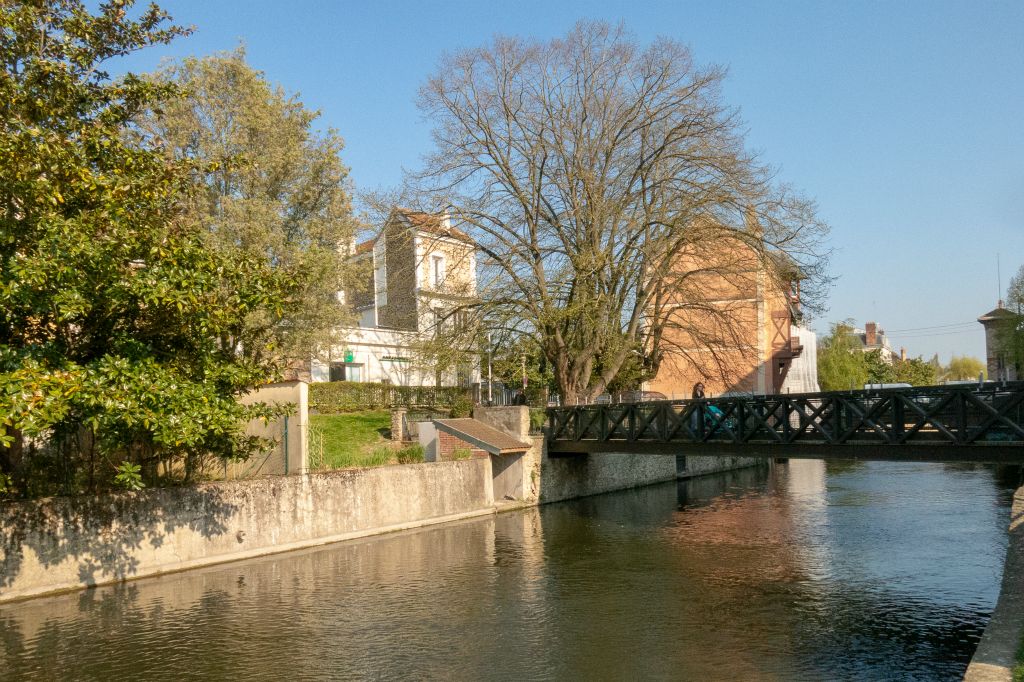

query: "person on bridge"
xmin=691 ymin=382 xmax=705 ymax=434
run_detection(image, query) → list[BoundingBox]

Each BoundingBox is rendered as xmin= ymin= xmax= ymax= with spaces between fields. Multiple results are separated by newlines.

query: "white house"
xmin=311 ymin=208 xmax=481 ymax=386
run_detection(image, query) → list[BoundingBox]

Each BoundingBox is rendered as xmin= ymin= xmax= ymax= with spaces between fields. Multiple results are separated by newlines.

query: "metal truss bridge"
xmin=546 ymin=383 xmax=1024 ymax=463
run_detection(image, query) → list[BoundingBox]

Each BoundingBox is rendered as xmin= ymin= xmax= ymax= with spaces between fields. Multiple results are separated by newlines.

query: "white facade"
xmin=313 ymin=209 xmax=481 ymax=387
xmin=782 ymin=325 xmax=820 ymax=394
xmin=312 ymin=327 xmax=448 ymax=386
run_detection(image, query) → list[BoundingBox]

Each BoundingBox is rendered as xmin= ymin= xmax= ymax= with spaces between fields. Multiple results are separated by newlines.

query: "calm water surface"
xmin=0 ymin=460 xmax=1018 ymax=681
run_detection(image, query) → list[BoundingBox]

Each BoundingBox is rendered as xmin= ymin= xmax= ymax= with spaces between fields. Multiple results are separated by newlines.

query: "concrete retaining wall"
xmin=539 ymin=451 xmax=678 ymax=503
xmin=472 ymin=406 xmax=763 ymax=505
xmin=0 ymin=459 xmax=494 ymax=603
xmin=964 ymin=485 xmax=1024 ymax=682
xmin=681 ymin=455 xmax=765 ymax=479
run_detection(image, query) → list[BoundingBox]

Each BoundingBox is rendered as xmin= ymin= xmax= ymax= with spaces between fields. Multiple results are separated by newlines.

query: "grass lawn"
xmin=310 ymin=412 xmax=423 ymax=469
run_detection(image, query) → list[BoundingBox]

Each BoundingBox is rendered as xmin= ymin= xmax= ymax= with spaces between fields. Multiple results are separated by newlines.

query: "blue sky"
xmin=116 ymin=0 xmax=1024 ymax=363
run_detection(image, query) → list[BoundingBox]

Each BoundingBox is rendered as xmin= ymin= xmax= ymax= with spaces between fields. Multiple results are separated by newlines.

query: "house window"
xmin=346 ymin=364 xmax=362 ymax=382
xmin=431 ymin=254 xmax=446 ymax=288
xmin=330 ymin=362 xmax=363 ymax=382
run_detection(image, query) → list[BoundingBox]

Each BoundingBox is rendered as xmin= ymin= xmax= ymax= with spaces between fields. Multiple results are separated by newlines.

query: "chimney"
xmin=900 ymin=347 xmax=907 ymax=362
xmin=744 ymin=205 xmax=762 ymax=236
xmin=865 ymin=322 xmax=877 ymax=347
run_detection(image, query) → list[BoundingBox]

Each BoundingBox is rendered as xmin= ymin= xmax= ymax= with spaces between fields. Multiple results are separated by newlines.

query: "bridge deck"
xmin=547 ymin=383 xmax=1024 ymax=463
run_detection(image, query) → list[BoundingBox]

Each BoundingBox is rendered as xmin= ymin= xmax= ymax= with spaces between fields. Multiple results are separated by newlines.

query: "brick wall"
xmin=437 ymin=430 xmax=487 ymax=461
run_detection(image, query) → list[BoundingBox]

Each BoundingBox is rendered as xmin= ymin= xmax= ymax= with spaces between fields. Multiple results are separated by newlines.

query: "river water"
xmin=0 ymin=460 xmax=1018 ymax=681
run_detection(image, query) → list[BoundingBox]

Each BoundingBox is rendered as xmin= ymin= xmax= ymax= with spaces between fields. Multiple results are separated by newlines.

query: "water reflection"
xmin=0 ymin=461 xmax=1016 ymax=681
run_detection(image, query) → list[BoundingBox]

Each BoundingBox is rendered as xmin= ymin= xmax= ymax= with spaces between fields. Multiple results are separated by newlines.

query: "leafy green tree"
xmin=817 ymin=322 xmax=868 ymax=391
xmin=1008 ymin=265 xmax=1024 ymax=313
xmin=864 ymin=349 xmax=896 ymax=385
xmin=893 ymin=356 xmax=938 ymax=386
xmin=0 ymin=1 xmax=294 ymax=497
xmin=996 ymin=264 xmax=1024 ymax=376
xmin=944 ymin=355 xmax=985 ymax=381
xmin=136 ymin=49 xmax=358 ymax=361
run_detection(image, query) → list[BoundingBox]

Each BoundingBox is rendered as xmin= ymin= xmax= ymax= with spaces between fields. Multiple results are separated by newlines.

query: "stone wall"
xmin=680 ymin=455 xmax=765 ymax=479
xmin=965 ymin=485 xmax=1024 ymax=681
xmin=0 ymin=459 xmax=494 ymax=603
xmin=472 ymin=406 xmax=759 ymax=504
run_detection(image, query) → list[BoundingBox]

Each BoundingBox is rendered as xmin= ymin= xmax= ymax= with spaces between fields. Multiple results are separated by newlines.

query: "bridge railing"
xmin=547 ymin=383 xmax=1024 ymax=448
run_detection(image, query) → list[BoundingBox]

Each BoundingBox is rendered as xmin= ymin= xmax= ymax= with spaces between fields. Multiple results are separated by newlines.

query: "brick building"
xmin=646 ymin=225 xmax=818 ymax=397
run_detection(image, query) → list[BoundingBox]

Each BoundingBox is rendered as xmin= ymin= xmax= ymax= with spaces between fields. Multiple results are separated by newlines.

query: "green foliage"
xmin=818 ymin=322 xmax=937 ymax=390
xmin=944 ymin=355 xmax=986 ymax=381
xmin=0 ymin=1 xmax=292 ymax=496
xmin=817 ymin=322 xmax=868 ymax=391
xmin=449 ymin=394 xmax=473 ymax=418
xmin=360 ymin=445 xmax=396 ymax=468
xmin=309 ymin=381 xmax=469 ymax=413
xmin=1009 ymin=265 xmax=1024 ymax=313
xmin=396 ymin=443 xmax=425 ymax=464
xmin=997 ymin=265 xmax=1024 ymax=377
xmin=1014 ymin=628 xmax=1024 ymax=682
xmin=137 ymin=48 xmax=357 ymax=360
xmin=529 ymin=408 xmax=547 ymax=433
xmin=113 ymin=462 xmax=144 ymax=491
xmin=450 ymin=447 xmax=473 ymax=461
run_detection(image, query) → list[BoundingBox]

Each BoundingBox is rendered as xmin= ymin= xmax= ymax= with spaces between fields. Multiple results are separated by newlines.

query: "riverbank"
xmin=0 ymin=406 xmax=764 ymax=603
xmin=2 ymin=461 xmax=1008 ymax=680
xmin=965 ymin=485 xmax=1024 ymax=682
xmin=0 ymin=460 xmax=496 ymax=603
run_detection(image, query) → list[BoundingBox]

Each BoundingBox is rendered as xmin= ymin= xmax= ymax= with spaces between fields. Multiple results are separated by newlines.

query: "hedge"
xmin=309 ymin=381 xmax=472 ymax=414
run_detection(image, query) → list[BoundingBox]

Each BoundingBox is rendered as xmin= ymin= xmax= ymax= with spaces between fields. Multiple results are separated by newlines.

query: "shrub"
xmin=450 ymin=447 xmax=473 ymax=460
xmin=396 ymin=443 xmax=425 ymax=464
xmin=363 ymin=445 xmax=396 ymax=467
xmin=449 ymin=394 xmax=474 ymax=418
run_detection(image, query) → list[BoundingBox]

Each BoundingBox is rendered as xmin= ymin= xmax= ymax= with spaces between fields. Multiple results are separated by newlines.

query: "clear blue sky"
xmin=117 ymin=0 xmax=1024 ymax=363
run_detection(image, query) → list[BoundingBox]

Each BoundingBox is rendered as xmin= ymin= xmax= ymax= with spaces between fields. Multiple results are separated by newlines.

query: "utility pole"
xmin=487 ymin=332 xmax=492 ymax=405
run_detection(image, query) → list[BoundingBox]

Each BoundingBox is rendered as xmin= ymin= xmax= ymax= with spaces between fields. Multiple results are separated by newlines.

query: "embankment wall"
xmin=964 ymin=485 xmax=1024 ymax=682
xmin=0 ymin=459 xmax=493 ymax=603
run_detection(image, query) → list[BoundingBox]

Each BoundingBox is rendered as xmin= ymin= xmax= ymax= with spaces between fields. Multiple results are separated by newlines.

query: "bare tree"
xmin=399 ymin=21 xmax=829 ymax=402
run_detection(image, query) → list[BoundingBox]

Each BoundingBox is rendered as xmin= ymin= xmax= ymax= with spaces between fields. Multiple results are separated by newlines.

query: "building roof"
xmin=394 ymin=208 xmax=475 ymax=245
xmin=433 ymin=418 xmax=532 ymax=455
xmin=351 ymin=209 xmax=476 ymax=256
xmin=979 ymin=305 xmax=1019 ymax=323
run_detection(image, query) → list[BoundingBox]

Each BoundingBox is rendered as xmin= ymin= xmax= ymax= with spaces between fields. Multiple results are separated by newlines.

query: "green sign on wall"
xmin=344 ymin=349 xmax=354 ymax=363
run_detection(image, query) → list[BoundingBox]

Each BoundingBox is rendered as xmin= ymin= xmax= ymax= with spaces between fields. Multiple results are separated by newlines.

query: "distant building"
xmin=311 ymin=208 xmax=480 ymax=386
xmin=845 ymin=321 xmax=897 ymax=363
xmin=978 ymin=302 xmax=1020 ymax=382
xmin=646 ymin=222 xmax=818 ymax=397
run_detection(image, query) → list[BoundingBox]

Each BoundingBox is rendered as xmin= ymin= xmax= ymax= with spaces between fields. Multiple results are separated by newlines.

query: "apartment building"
xmin=311 ymin=208 xmax=480 ymax=386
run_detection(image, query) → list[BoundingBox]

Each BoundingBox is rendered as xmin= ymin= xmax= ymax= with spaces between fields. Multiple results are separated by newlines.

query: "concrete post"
xmin=391 ymin=408 xmax=406 ymax=442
